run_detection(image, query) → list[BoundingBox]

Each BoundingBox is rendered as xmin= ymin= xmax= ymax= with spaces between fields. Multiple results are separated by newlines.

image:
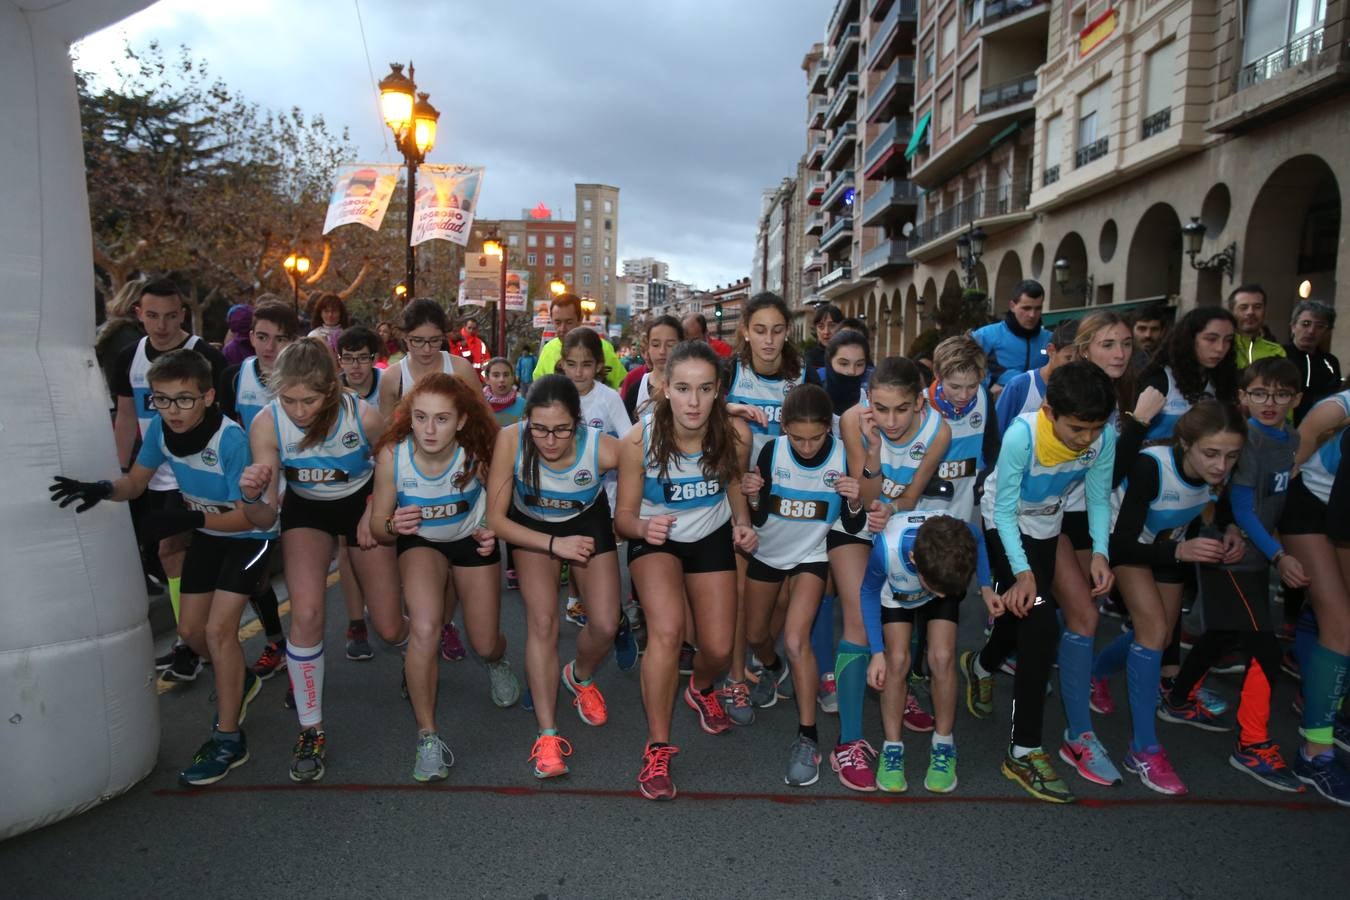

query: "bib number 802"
xmin=284 ymin=466 xmax=348 ymax=484
xmin=666 ymin=479 xmax=720 ymax=503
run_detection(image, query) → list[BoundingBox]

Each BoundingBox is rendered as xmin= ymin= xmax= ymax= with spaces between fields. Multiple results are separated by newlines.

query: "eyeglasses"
xmin=406 ymin=335 xmax=444 ymax=349
xmin=1294 ymin=319 xmax=1329 ymax=331
xmin=339 ymin=353 xmax=374 ymax=365
xmin=527 ymin=423 xmax=575 ymax=440
xmin=1242 ymin=389 xmax=1296 ymax=405
xmin=149 ymin=393 xmax=203 ymax=410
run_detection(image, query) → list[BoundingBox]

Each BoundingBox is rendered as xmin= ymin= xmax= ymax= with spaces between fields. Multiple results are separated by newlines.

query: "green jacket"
xmin=1234 ymin=332 xmax=1285 ymax=369
xmin=533 ymin=334 xmax=626 ymax=389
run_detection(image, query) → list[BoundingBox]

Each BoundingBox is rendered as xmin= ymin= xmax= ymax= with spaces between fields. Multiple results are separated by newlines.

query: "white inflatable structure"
xmin=2 ymin=0 xmax=159 ymax=840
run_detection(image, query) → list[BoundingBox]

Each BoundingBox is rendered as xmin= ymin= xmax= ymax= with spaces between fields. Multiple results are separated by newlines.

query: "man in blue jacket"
xmin=971 ymin=280 xmax=1050 ymax=398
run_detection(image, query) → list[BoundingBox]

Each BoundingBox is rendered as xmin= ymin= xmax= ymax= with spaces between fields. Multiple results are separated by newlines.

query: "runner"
xmin=379 ymin=298 xmax=481 ymax=417
xmin=621 ymin=315 xmax=683 ymax=419
xmin=337 ymin=326 xmax=384 ymax=404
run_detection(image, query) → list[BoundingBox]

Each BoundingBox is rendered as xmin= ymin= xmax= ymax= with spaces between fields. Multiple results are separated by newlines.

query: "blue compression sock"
xmin=1301 ymin=643 xmax=1350 ymax=744
xmin=835 ymin=640 xmax=869 ymax=744
xmin=1059 ymin=631 xmax=1095 ymax=738
xmin=812 ymin=595 xmax=837 ymax=678
xmin=1294 ymin=607 xmax=1318 ymax=673
xmin=1092 ymin=629 xmax=1132 ymax=679
xmin=1127 ymin=642 xmax=1163 ymax=753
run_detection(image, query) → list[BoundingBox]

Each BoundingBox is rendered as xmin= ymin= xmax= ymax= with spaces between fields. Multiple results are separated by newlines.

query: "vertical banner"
xmin=532 ymin=300 xmax=552 ymax=329
xmin=458 ymin=255 xmax=500 ymax=308
xmin=322 ymin=164 xmax=400 ymax=233
xmin=411 ymin=164 xmax=484 ymax=246
xmin=505 ymin=270 xmax=529 ymax=312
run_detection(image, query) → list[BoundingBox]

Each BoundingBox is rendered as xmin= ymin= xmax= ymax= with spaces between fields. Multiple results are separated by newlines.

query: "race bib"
xmin=420 ymin=501 xmax=470 ymax=520
xmin=665 ymin=479 xmax=722 ymax=503
xmin=522 ymin=494 xmax=585 ymax=511
xmin=184 ymin=498 xmax=232 ymax=515
xmin=284 ymin=466 xmax=350 ymax=485
xmin=770 ymin=495 xmax=830 ymax=521
xmin=937 ymin=458 xmax=976 ymax=479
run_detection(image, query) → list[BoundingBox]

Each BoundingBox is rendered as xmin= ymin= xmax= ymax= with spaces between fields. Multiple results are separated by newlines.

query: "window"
xmin=604 ymin=219 xmax=612 ymax=231
xmin=966 ymin=0 xmax=985 ymax=27
xmin=961 ymin=69 xmax=979 ymax=114
xmin=563 ymin=254 xmax=573 ymax=266
xmin=604 ymin=238 xmax=611 ymax=251
xmin=603 ymin=200 xmax=613 ymax=213
xmin=564 ymin=273 xmax=573 ymax=284
xmin=583 ymin=199 xmax=593 ymax=212
xmin=938 ymin=91 xmax=955 ymax=134
xmin=506 ymin=234 xmax=519 ymax=248
xmin=527 ymin=234 xmax=538 ymax=247
xmin=941 ymin=15 xmax=957 ymax=59
xmin=1077 ymin=83 xmax=1104 ymax=148
xmin=527 ymin=253 xmax=537 ymax=265
xmin=544 ymin=235 xmax=556 ymax=248
xmin=1043 ymin=114 xmax=1063 ymax=184
xmin=583 ymin=236 xmax=593 ymax=248
xmin=545 ymin=254 xmax=555 ymax=266
xmin=1144 ymin=45 xmax=1173 ymax=117
xmin=922 ymin=49 xmax=934 ymax=82
xmin=582 ymin=255 xmax=593 ymax=266
xmin=582 ymin=273 xmax=592 ymax=286
xmin=563 ymin=235 xmax=573 ymax=248
xmin=583 ymin=217 xmax=592 ymax=230
xmin=603 ymin=255 xmax=610 ymax=267
xmin=603 ymin=274 xmax=610 ymax=285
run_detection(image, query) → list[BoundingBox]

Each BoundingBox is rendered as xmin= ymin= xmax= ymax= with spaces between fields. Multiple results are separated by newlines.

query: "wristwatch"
xmin=384 ymin=516 xmax=396 ymax=536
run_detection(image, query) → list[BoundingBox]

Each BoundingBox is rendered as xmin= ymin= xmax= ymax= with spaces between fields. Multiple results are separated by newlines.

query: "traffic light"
xmin=714 ymin=302 xmax=723 ymax=320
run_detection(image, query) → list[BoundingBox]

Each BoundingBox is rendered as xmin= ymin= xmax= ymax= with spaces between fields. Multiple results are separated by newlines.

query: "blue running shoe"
xmin=1293 ymin=750 xmax=1350 ymax=807
xmin=1229 ymin=741 xmax=1303 ymax=793
xmin=521 ymin=687 xmax=534 ymax=712
xmin=1059 ymin=730 xmax=1123 ymax=786
xmin=614 ymin=610 xmax=638 ymax=672
xmin=179 ymin=732 xmax=249 ymax=787
xmin=1195 ymin=685 xmax=1229 ymax=717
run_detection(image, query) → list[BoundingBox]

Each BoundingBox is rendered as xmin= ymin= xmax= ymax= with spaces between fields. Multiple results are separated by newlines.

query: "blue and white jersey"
xmin=130 ymin=335 xmax=202 ymax=491
xmin=871 ymin=509 xmax=952 ymax=610
xmin=398 ymin=351 xmax=457 ymax=396
xmin=1145 ymin=366 xmax=1213 ymax=444
xmin=919 ymin=387 xmax=989 ymax=522
xmin=234 ymin=357 xmax=270 ymax=432
xmin=996 ymin=368 xmax=1046 ymax=430
xmin=512 ymin=423 xmax=604 ymax=522
xmin=726 ymin=360 xmax=802 ymax=458
xmin=580 ymin=382 xmax=630 ymax=508
xmin=272 ymin=393 xmax=373 ymax=500
xmin=394 ymin=437 xmax=484 ymax=543
xmin=640 ymin=420 xmax=731 ymax=543
xmin=136 ymin=415 xmax=277 ymax=540
xmin=1300 ymin=390 xmax=1350 ymax=504
xmin=981 ymin=411 xmax=1108 ymax=539
xmin=343 ymin=366 xmax=382 ymax=404
xmin=1112 ymin=446 xmax=1213 ymax=543
xmin=753 ymin=435 xmax=846 ymax=568
xmin=836 ymin=404 xmax=943 ymax=542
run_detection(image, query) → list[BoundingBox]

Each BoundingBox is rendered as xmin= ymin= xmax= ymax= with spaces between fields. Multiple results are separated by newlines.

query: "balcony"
xmin=826 ymin=23 xmax=862 ymax=87
xmin=978 ymin=72 xmax=1038 ymax=114
xmin=866 ymin=0 xmax=918 ymax=72
xmin=803 ymin=249 xmax=825 ymax=272
xmin=868 ymin=0 xmax=895 ymax=18
xmin=817 ymin=264 xmax=853 ymax=290
xmin=807 ymin=136 xmax=826 ymax=170
xmin=866 ymin=58 xmax=916 ymax=123
xmin=806 ymin=172 xmax=828 ymax=205
xmin=820 ymin=216 xmax=854 ymax=251
xmin=905 ymin=185 xmax=1030 ymax=253
xmin=860 ymin=239 xmax=912 ymax=275
xmin=822 ymin=168 xmax=856 ymax=209
xmin=1074 ymin=136 xmax=1110 ymax=168
xmin=826 ymin=73 xmax=860 ymax=128
xmin=811 ymin=56 xmax=829 ymax=95
xmin=1241 ymin=28 xmax=1324 ymax=90
xmin=1042 ymin=164 xmax=1060 ymax=187
xmin=982 ymin=0 xmax=1049 ymax=32
xmin=1210 ymin=29 xmax=1349 ymax=133
xmin=808 ymin=97 xmax=828 ymax=129
xmin=824 ymin=122 xmax=858 ymax=170
xmin=1140 ymin=107 xmax=1171 ymax=140
xmin=861 ymin=177 xmax=921 ymax=226
xmin=804 ymin=211 xmax=825 ymax=236
xmin=863 ymin=117 xmax=913 ymax=178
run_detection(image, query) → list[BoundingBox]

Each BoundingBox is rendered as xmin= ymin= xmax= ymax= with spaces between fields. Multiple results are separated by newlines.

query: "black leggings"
xmin=979 ymin=531 xmax=1060 ymax=750
xmin=1171 ymin=630 xmax=1281 ymax=704
xmin=249 ymin=584 xmax=284 ymax=641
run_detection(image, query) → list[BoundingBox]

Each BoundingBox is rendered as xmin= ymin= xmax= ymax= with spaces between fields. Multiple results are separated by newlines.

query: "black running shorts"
xmin=181 ymin=532 xmax=274 ymax=596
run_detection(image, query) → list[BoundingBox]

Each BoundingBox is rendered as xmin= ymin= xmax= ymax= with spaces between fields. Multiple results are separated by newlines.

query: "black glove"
xmin=49 ymin=476 xmax=113 ymax=513
xmin=141 ymin=508 xmax=206 ymax=542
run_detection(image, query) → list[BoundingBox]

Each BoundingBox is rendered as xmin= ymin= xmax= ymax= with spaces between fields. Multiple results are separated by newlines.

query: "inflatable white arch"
xmin=2 ymin=0 xmax=159 ymax=840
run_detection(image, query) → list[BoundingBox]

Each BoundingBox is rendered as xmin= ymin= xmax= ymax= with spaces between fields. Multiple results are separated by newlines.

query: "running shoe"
xmin=413 ymin=733 xmax=453 ymax=783
xmin=960 ymin=650 xmax=992 ymax=719
xmin=1194 ymin=685 xmax=1230 ymax=717
xmin=1276 ymin=621 xmax=1296 ymax=644
xmin=440 ymin=623 xmax=466 ymax=662
xmin=178 ymin=733 xmax=249 ymax=787
xmin=289 ymin=728 xmax=326 ymax=783
xmin=1335 ymin=715 xmax=1350 ymax=754
xmin=505 ymin=568 xmax=519 ymax=591
xmin=716 ymin=680 xmax=755 ymax=726
xmin=154 ymin=641 xmax=181 ymax=672
xmin=238 ymin=669 xmax=261 ymax=727
xmin=614 ymin=611 xmax=638 ymax=672
xmin=284 ymin=686 xmax=295 ymax=710
xmin=784 ymin=735 xmax=821 ymax=787
xmin=251 ymin=640 xmax=286 ymax=680
xmin=830 ymin=739 xmax=878 ymax=792
xmin=161 ymin=644 xmax=203 ymax=683
xmin=683 ymin=678 xmax=731 ymax=735
xmin=145 ymin=573 xmax=165 ymax=596
xmin=1229 ymin=741 xmax=1303 ymax=793
xmin=528 ymin=733 xmax=573 ymax=779
xmin=817 ymin=673 xmax=838 ymax=714
xmin=1098 ymin=597 xmax=1125 ymax=619
xmin=748 ymin=663 xmax=787 ymax=708
xmin=1123 ymin=746 xmax=1187 ymax=795
xmin=1179 ymin=628 xmax=1200 ymax=651
xmin=904 ymin=693 xmax=935 ymax=732
xmin=1280 ymin=649 xmax=1301 ymax=681
xmin=563 ymin=660 xmax=608 ymax=726
xmin=678 ymin=642 xmax=696 ymax=676
xmin=638 ymin=744 xmax=679 ymax=800
xmin=876 ymin=743 xmax=907 ymax=793
xmin=1157 ymin=696 xmax=1231 ymax=732
xmin=1089 ymin=676 xmax=1115 ymax=715
xmin=521 ymin=687 xmax=534 ymax=712
xmin=1059 ymin=730 xmax=1123 ymax=786
xmin=1294 ymin=750 xmax=1350 ymax=806
xmin=1002 ymin=748 xmax=1075 ymax=804
xmin=926 ymin=743 xmax=958 ymax=793
xmin=998 ymin=656 xmax=1018 ymax=677
xmin=345 ymin=622 xmax=373 ymax=661
xmin=486 ymin=657 xmax=521 ymax=708
xmin=1209 ymin=652 xmax=1246 ymax=675
xmin=564 ymin=597 xmax=588 ymax=628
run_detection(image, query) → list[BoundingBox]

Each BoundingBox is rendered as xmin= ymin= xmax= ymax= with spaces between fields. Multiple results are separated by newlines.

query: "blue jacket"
xmin=972 ymin=314 xmax=1050 ymax=389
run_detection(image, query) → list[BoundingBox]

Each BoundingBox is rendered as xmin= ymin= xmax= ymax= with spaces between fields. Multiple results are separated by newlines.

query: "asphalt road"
xmin=4 ymin=571 xmax=1346 ymax=899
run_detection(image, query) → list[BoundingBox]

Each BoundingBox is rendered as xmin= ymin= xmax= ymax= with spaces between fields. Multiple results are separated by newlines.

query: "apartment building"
xmin=622 ymin=257 xmax=671 ymax=281
xmin=574 ymin=184 xmax=621 ymax=313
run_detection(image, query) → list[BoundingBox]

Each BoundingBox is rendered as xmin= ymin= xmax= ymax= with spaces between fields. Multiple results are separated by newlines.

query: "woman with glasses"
xmin=485 ymin=375 xmax=623 ymax=779
xmin=379 ymin=298 xmax=480 ymax=418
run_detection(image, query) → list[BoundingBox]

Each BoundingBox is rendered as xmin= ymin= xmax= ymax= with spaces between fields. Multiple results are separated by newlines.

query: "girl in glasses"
xmin=379 ymin=298 xmax=480 ymax=418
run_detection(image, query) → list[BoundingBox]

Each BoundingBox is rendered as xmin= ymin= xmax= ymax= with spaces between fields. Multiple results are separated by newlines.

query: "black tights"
xmin=249 ymin=584 xmax=284 ymax=642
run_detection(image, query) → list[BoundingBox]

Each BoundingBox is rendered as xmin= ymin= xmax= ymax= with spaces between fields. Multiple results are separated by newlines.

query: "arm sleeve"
xmin=749 ymin=442 xmax=774 ymax=528
xmin=992 ymin=420 xmax=1033 ymax=575
xmin=994 ymin=376 xmax=1027 ymax=436
xmin=1229 ymin=484 xmax=1282 ymax=561
xmin=967 ymin=520 xmax=992 ymax=589
xmin=1107 ymin=452 xmax=1176 ymax=566
xmin=981 ymin=389 xmax=1002 ymax=467
xmin=1113 ymin=415 xmax=1148 ymax=486
xmin=111 ymin=344 xmax=136 ymax=397
xmin=860 ymin=534 xmax=889 ymax=654
xmin=1085 ymin=428 xmax=1117 ymax=560
xmin=134 ymin=418 xmax=165 ymax=470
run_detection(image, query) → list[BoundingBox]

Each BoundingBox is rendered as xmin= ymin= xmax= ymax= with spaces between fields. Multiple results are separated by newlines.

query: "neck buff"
xmin=1004 ymin=310 xmax=1041 ymax=340
xmin=824 ymin=369 xmax=865 ymax=416
xmin=928 ymin=381 xmax=976 ymax=420
xmin=1034 ymin=408 xmax=1087 ymax=467
xmin=484 ymin=384 xmax=518 ymax=413
xmin=164 ymin=404 xmax=224 ymax=458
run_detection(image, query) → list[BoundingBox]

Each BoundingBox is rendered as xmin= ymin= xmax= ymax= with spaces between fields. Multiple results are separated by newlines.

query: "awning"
xmin=904 ymin=111 xmax=931 ymax=160
xmin=988 ymin=122 xmax=1020 ymax=149
xmin=1041 ymin=296 xmax=1172 ymax=326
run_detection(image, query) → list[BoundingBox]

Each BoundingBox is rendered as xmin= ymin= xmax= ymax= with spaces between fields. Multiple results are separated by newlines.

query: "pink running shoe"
xmin=1089 ymin=676 xmax=1115 ymax=715
xmin=440 ymin=623 xmax=466 ymax=662
xmin=830 ymin=739 xmax=878 ymax=792
xmin=1123 ymin=746 xmax=1188 ymax=795
xmin=903 ymin=693 xmax=935 ymax=732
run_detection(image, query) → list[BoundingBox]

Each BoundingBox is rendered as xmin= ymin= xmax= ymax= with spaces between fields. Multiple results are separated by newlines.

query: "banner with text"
xmin=411 ymin=164 xmax=484 ymax=246
xmin=322 ymin=164 xmax=400 ymax=234
xmin=506 ymin=270 xmax=529 ymax=312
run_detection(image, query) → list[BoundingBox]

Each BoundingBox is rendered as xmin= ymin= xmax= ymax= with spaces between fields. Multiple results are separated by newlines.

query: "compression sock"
xmin=1059 ymin=630 xmax=1094 ymax=738
xmin=1237 ymin=658 xmax=1273 ymax=747
xmin=1301 ymin=643 xmax=1350 ymax=746
xmin=286 ymin=641 xmax=325 ymax=728
xmin=1092 ymin=629 xmax=1133 ymax=679
xmin=1293 ymin=606 xmax=1318 ymax=672
xmin=1126 ymin=642 xmax=1163 ymax=753
xmin=835 ymin=641 xmax=869 ymax=744
xmin=811 ymin=595 xmax=836 ymax=677
xmin=168 ymin=576 xmax=182 ymax=623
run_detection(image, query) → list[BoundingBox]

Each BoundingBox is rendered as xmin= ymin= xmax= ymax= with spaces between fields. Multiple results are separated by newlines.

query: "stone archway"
xmin=1125 ymin=202 xmax=1183 ymax=302
xmin=1050 ymin=232 xmax=1089 ymax=309
xmin=878 ymin=293 xmax=892 ymax=357
xmin=993 ymin=250 xmax=1024 ymax=308
xmin=904 ymin=283 xmax=920 ymax=351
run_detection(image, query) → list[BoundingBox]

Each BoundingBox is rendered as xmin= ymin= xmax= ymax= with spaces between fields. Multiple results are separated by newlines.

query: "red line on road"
xmin=151 ymin=782 xmax=1334 ymax=811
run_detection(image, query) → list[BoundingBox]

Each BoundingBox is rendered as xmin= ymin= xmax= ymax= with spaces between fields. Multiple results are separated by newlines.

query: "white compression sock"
xmin=287 ymin=641 xmax=325 ymax=728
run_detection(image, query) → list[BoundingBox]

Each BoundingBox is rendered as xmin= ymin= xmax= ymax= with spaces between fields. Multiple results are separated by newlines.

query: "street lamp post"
xmin=955 ymin=224 xmax=986 ymax=289
xmin=282 ymin=251 xmax=311 ymax=312
xmin=483 ymin=231 xmax=508 ymax=356
xmin=378 ymin=62 xmax=440 ymax=297
xmin=1181 ymin=217 xmax=1237 ymax=282
xmin=1053 ymin=257 xmax=1095 ymax=305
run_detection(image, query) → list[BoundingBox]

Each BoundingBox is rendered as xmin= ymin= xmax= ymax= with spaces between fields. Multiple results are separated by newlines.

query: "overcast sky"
xmin=74 ymin=0 xmax=827 ymax=290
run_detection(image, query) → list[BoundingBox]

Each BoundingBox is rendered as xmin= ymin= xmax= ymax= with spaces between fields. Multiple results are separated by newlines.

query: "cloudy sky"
xmin=74 ymin=0 xmax=828 ymax=290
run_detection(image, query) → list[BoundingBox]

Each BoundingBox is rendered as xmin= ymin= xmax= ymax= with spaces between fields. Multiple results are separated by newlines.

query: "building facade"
xmin=574 ymin=184 xmax=621 ymax=313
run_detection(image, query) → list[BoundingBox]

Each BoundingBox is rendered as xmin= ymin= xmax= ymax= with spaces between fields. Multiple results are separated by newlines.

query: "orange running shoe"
xmin=563 ymin=660 xmax=609 ymax=726
xmin=683 ymin=676 xmax=731 ymax=735
xmin=528 ymin=733 xmax=573 ymax=779
xmin=638 ymin=743 xmax=680 ymax=801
